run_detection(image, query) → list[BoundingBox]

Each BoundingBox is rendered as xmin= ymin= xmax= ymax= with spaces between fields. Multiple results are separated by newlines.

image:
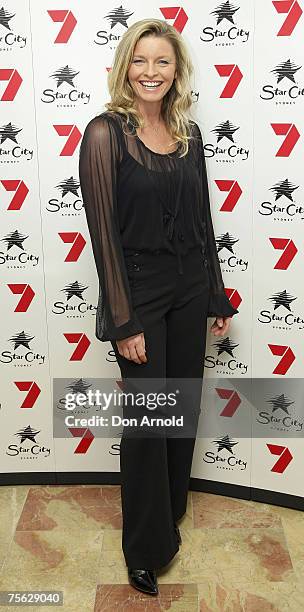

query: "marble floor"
xmin=0 ymin=485 xmax=303 ymax=611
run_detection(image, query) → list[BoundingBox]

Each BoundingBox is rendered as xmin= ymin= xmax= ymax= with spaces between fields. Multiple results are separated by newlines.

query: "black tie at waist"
xmin=163 ymin=211 xmax=184 ymax=275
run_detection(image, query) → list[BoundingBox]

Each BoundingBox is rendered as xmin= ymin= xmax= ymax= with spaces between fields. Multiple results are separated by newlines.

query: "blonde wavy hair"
xmin=104 ymin=18 xmax=196 ymax=157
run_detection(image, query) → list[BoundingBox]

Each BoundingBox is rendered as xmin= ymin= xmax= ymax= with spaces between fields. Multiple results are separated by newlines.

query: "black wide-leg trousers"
xmin=110 ymin=245 xmax=210 ymax=569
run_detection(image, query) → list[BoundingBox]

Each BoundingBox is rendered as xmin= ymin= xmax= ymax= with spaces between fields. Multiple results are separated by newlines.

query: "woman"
xmin=79 ymin=18 xmax=238 ymax=596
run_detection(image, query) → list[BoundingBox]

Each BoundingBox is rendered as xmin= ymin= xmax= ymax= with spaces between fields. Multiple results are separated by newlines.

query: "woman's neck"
xmin=135 ymin=101 xmax=163 ymax=126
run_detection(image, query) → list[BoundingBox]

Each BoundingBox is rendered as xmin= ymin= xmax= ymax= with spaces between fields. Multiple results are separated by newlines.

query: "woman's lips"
xmin=138 ymin=81 xmax=164 ymax=90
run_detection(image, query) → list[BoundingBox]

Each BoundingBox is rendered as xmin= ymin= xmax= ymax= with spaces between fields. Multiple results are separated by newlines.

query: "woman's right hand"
xmin=116 ymin=332 xmax=147 ymax=364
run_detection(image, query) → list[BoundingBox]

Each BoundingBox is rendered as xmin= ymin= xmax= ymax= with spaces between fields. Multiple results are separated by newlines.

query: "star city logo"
xmin=259 ymin=178 xmax=303 ymax=222
xmin=205 ymin=120 xmax=249 ymax=161
xmin=94 ymin=5 xmax=134 ymax=47
xmin=47 ymin=176 xmax=83 ymax=215
xmin=260 ymin=59 xmax=304 ymax=104
xmin=257 ymin=393 xmax=303 ymax=433
xmin=200 ymin=1 xmax=250 ymax=45
xmin=258 ymin=289 xmax=304 ymax=331
xmin=0 ymin=331 xmax=46 ymax=366
xmin=215 ymin=232 xmax=248 ymax=273
xmin=0 ymin=6 xmax=27 ymax=49
xmin=51 ymin=281 xmax=97 ymax=318
xmin=0 ymin=122 xmax=34 ymax=162
xmin=0 ymin=230 xmax=39 ymax=268
xmin=205 ymin=336 xmax=248 ymax=374
xmin=6 ymin=424 xmax=51 ymax=458
xmin=41 ymin=65 xmax=91 ymax=106
xmin=203 ymin=434 xmax=248 ymax=471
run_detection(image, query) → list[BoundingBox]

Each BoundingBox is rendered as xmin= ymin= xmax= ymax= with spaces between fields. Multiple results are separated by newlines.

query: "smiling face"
xmin=127 ymin=34 xmax=177 ymax=107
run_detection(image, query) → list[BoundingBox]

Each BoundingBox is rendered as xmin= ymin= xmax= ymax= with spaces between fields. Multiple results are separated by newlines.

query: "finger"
xmin=215 ymin=323 xmax=226 ymax=336
xmin=123 ymin=346 xmax=131 ymax=360
xmin=136 ymin=340 xmax=147 ymax=363
xmin=129 ymin=344 xmax=141 ymax=364
xmin=220 ymin=321 xmax=229 ymax=335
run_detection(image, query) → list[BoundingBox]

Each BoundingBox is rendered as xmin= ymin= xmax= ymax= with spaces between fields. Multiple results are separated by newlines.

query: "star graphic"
xmin=0 ymin=122 xmax=22 ymax=144
xmin=271 ymin=59 xmax=301 ymax=84
xmin=269 ymin=290 xmax=296 ymax=312
xmin=15 ymin=425 xmax=40 ymax=444
xmin=2 ymin=230 xmax=28 ymax=251
xmin=56 ymin=177 xmax=80 ymax=199
xmin=9 ymin=331 xmax=34 ymax=351
xmin=66 ymin=378 xmax=92 ymax=395
xmin=50 ymin=65 xmax=79 ymax=88
xmin=0 ymin=7 xmax=15 ymax=30
xmin=216 ymin=232 xmax=239 ymax=254
xmin=104 ymin=5 xmax=134 ymax=30
xmin=213 ymin=336 xmax=239 ymax=357
xmin=211 ymin=120 xmax=239 ymax=143
xmin=62 ymin=281 xmax=88 ymax=301
xmin=211 ymin=1 xmax=240 ymax=25
xmin=270 ymin=179 xmax=299 ymax=202
xmin=266 ymin=393 xmax=294 ymax=414
xmin=213 ymin=434 xmax=238 ymax=453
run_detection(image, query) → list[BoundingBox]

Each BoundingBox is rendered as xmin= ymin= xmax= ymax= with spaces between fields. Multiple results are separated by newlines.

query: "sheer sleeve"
xmin=194 ymin=122 xmax=239 ymax=318
xmin=79 ymin=114 xmax=144 ymax=342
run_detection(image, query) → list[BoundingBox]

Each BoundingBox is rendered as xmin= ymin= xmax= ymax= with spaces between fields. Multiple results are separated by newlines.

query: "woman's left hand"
xmin=210 ymin=316 xmax=232 ymax=336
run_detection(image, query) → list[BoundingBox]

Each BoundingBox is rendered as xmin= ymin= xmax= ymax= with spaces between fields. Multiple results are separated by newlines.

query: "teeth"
xmin=140 ymin=81 xmax=162 ymax=88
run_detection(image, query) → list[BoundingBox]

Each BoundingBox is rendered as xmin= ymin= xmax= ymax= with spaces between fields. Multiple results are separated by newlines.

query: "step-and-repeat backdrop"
xmin=1 ymin=1 xmax=303 ymax=506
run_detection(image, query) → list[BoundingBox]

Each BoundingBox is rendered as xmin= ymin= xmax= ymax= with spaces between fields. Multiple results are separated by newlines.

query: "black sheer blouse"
xmin=79 ymin=111 xmax=239 ymax=342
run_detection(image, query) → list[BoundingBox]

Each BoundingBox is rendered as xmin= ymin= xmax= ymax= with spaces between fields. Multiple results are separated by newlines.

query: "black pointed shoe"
xmin=174 ymin=523 xmax=182 ymax=545
xmin=127 ymin=568 xmax=158 ymax=595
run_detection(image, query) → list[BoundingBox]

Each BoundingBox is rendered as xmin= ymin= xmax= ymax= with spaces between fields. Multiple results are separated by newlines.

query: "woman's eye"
xmin=133 ymin=59 xmax=169 ymax=64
